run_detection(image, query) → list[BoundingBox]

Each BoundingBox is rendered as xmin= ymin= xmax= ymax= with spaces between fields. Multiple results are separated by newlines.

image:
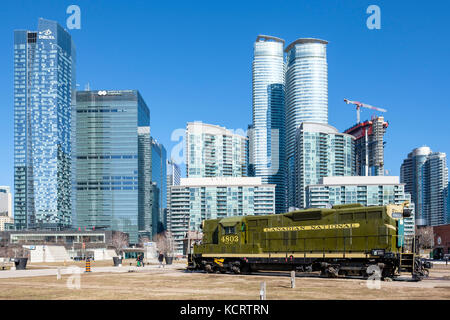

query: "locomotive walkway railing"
xmin=252 ymin=234 xmax=406 ymax=258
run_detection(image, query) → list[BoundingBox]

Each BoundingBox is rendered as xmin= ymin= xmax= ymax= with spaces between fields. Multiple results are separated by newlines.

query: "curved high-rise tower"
xmin=285 ymin=38 xmax=328 ymax=208
xmin=401 ymin=146 xmax=448 ymax=226
xmin=250 ymin=35 xmax=286 ymax=213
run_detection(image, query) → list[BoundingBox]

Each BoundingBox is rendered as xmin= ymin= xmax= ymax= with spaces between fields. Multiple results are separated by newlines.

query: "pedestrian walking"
xmin=136 ymin=255 xmax=141 ymax=267
xmin=158 ymin=252 xmax=164 ymax=268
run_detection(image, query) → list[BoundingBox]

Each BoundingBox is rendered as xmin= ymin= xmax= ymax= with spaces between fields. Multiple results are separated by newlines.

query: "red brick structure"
xmin=433 ymin=224 xmax=450 ymax=258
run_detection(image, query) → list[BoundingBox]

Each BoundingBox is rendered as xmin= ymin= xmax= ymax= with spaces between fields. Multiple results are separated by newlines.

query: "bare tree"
xmin=0 ymin=245 xmax=29 ymax=259
xmin=139 ymin=236 xmax=151 ymax=248
xmin=154 ymin=231 xmax=174 ymax=256
xmin=416 ymin=226 xmax=434 ymax=250
xmin=111 ymin=232 xmax=128 ymax=256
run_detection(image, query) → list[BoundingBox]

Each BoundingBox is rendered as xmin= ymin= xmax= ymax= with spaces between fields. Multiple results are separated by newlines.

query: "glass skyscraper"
xmin=285 ymin=38 xmax=328 ymax=208
xmin=445 ymin=182 xmax=450 ymax=224
xmin=250 ymin=35 xmax=286 ymax=213
xmin=186 ymin=122 xmax=247 ymax=178
xmin=14 ymin=19 xmax=76 ymax=230
xmin=295 ymin=123 xmax=354 ymax=209
xmin=75 ymin=90 xmax=150 ymax=244
xmin=138 ymin=126 xmax=152 ymax=239
xmin=401 ymin=147 xmax=448 ymax=226
xmin=151 ymin=138 xmax=167 ymax=236
xmin=166 ymin=160 xmax=181 ymax=232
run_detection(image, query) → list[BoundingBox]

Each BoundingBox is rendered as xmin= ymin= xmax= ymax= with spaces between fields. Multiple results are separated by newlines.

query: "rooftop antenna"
xmin=84 ymin=82 xmax=90 ymax=91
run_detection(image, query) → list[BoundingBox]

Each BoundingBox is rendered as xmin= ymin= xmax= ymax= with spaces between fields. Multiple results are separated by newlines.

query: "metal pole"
xmin=365 ymin=128 xmax=369 ymax=176
xmin=357 ymin=106 xmax=360 ymax=124
xmin=290 ymin=271 xmax=296 ymax=288
xmin=260 ymin=281 xmax=266 ymax=300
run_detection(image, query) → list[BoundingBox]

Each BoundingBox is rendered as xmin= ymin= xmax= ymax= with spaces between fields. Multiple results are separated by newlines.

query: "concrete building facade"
xmin=0 ymin=187 xmax=13 ymax=231
xmin=168 ymin=177 xmax=275 ymax=254
xmin=305 ymin=176 xmax=415 ymax=239
xmin=186 ymin=122 xmax=247 ymax=178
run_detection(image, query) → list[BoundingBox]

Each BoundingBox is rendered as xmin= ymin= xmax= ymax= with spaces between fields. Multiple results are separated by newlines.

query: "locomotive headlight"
xmin=402 ymin=208 xmax=413 ymax=218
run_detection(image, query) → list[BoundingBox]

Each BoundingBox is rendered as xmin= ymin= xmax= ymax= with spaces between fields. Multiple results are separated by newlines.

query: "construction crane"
xmin=344 ymin=99 xmax=387 ymax=123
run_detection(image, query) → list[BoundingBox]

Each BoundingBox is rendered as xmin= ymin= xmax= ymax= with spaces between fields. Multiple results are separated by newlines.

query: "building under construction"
xmin=344 ymin=116 xmax=388 ymax=176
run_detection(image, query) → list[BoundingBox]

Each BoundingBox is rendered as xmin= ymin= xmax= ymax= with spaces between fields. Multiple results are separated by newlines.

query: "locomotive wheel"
xmin=320 ymin=266 xmax=338 ymax=278
xmin=232 ymin=265 xmax=240 ymax=274
xmin=205 ymin=264 xmax=213 ymax=273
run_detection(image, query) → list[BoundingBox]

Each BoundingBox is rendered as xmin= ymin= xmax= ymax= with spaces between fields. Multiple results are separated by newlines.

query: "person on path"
xmin=158 ymin=252 xmax=164 ymax=268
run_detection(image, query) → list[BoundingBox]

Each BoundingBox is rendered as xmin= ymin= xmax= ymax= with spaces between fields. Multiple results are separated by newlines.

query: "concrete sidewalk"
xmin=0 ymin=263 xmax=181 ymax=279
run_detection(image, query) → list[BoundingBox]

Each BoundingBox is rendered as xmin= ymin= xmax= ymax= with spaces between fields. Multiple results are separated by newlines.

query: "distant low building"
xmin=0 ymin=214 xmax=14 ymax=232
xmin=0 ymin=230 xmax=127 ymax=249
xmin=433 ymin=224 xmax=450 ymax=259
xmin=0 ymin=187 xmax=14 ymax=231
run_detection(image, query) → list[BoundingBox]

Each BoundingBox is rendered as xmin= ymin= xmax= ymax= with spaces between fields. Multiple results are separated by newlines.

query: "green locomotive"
xmin=188 ymin=203 xmax=431 ymax=280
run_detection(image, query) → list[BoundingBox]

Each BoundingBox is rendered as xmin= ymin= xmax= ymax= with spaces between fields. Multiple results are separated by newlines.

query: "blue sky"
xmin=1 ymin=0 xmax=449 ymax=192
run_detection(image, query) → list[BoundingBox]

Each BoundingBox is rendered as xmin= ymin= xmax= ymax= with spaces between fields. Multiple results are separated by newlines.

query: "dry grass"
xmin=1 ymin=266 xmax=450 ymax=300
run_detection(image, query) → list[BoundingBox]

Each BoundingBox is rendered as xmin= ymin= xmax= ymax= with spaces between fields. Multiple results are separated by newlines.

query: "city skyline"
xmin=1 ymin=1 xmax=449 ymax=211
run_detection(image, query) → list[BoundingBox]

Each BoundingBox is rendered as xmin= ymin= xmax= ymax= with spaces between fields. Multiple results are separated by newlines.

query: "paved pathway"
xmin=0 ymin=264 xmax=181 ymax=279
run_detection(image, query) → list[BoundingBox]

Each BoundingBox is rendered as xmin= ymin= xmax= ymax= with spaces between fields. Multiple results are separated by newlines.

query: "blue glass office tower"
xmin=14 ymin=19 xmax=76 ymax=230
xmin=151 ymin=138 xmax=167 ymax=236
xmin=250 ymin=35 xmax=286 ymax=213
xmin=285 ymin=39 xmax=328 ymax=209
xmin=75 ymin=90 xmax=150 ymax=244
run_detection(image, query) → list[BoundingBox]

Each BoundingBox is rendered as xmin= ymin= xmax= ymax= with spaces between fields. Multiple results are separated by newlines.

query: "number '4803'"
xmin=221 ymin=235 xmax=238 ymax=244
